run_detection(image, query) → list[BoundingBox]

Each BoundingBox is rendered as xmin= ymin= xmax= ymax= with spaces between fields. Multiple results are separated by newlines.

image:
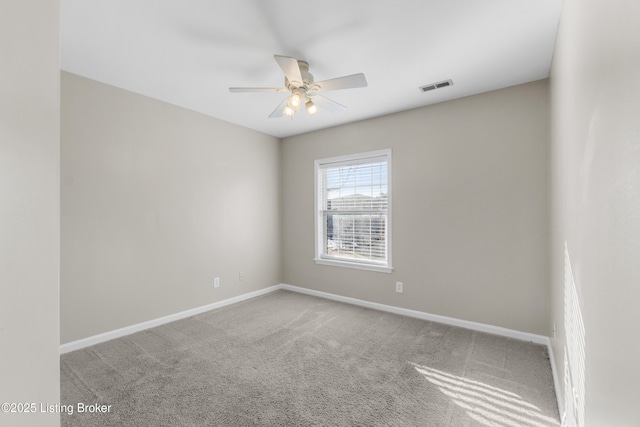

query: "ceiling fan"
xmin=229 ymin=55 xmax=368 ymax=118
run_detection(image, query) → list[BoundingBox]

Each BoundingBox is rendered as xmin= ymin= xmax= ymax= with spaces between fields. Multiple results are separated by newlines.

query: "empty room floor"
xmin=61 ymin=290 xmax=560 ymax=426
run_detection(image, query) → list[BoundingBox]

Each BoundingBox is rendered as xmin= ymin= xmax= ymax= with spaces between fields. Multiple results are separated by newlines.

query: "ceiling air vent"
xmin=419 ymin=79 xmax=453 ymax=93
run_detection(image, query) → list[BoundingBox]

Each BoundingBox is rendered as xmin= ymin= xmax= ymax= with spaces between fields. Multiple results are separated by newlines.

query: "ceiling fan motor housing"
xmin=285 ymin=60 xmax=314 ymax=90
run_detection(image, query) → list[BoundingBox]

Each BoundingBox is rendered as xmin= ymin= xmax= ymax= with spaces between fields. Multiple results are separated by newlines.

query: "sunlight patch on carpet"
xmin=413 ymin=364 xmax=560 ymax=427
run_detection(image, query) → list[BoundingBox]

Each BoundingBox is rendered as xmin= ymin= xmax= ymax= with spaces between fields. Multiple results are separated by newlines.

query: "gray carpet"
xmin=61 ymin=290 xmax=560 ymax=426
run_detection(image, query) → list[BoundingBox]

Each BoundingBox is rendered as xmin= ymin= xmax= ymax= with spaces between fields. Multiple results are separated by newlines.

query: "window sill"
xmin=313 ymin=258 xmax=393 ymax=274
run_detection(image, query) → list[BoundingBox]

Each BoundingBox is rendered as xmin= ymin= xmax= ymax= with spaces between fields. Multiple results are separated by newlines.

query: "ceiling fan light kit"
xmin=287 ymin=89 xmax=304 ymax=109
xmin=305 ymin=100 xmax=318 ymax=116
xmin=229 ymin=55 xmax=367 ymax=119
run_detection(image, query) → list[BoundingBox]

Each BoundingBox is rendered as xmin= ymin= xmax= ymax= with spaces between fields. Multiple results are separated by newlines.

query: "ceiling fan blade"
xmin=310 ymin=94 xmax=347 ymax=114
xmin=268 ymin=97 xmax=290 ymax=118
xmin=313 ymin=73 xmax=368 ymax=92
xmin=229 ymin=87 xmax=288 ymax=93
xmin=274 ymin=55 xmax=303 ymax=86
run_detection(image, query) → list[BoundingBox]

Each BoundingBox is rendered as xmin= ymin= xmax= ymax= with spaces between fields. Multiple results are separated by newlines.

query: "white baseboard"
xmin=547 ymin=338 xmax=565 ymax=422
xmin=59 ymin=285 xmax=281 ymax=354
xmin=60 ymin=281 xmax=563 ymax=418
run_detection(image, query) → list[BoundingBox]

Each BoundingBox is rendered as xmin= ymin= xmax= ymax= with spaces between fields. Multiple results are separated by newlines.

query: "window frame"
xmin=313 ymin=149 xmax=393 ymax=273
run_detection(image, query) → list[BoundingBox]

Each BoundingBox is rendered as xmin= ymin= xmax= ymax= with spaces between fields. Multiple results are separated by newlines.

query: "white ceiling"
xmin=61 ymin=0 xmax=563 ymax=138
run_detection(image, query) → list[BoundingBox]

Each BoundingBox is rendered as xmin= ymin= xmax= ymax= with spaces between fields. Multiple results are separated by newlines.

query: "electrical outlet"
xmin=238 ymin=272 xmax=245 ymax=282
xmin=214 ymin=277 xmax=220 ymax=288
xmin=395 ymin=282 xmax=403 ymax=293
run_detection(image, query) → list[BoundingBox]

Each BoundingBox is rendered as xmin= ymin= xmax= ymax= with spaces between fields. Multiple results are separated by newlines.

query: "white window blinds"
xmin=315 ymin=150 xmax=392 ymax=272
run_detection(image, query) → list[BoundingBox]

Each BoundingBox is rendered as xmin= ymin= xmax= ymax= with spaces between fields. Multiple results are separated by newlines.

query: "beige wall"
xmin=0 ymin=1 xmax=61 ymax=426
xmin=282 ymin=80 xmax=550 ymax=335
xmin=550 ymin=0 xmax=640 ymax=424
xmin=61 ymin=73 xmax=281 ymax=343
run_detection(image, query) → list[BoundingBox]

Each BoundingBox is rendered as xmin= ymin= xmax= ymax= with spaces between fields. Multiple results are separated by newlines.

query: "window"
xmin=314 ymin=149 xmax=392 ymax=273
